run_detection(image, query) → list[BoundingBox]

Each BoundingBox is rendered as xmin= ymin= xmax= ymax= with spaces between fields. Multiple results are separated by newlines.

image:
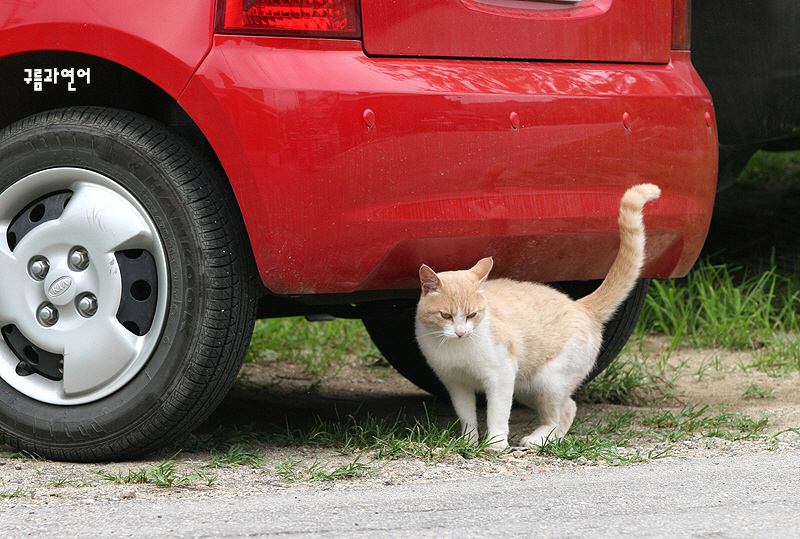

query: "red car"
xmin=0 ymin=0 xmax=716 ymax=460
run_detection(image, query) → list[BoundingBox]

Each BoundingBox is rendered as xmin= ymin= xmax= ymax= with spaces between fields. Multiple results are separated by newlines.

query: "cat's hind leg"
xmin=517 ymin=390 xmax=570 ymax=447
xmin=559 ymin=397 xmax=578 ymax=435
xmin=519 ymin=333 xmax=596 ymax=447
xmin=516 ymin=376 xmax=580 ymax=448
xmin=520 ymin=396 xmax=578 ymax=447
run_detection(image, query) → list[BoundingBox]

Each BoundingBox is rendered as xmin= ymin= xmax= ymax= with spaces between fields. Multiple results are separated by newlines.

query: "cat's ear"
xmin=419 ymin=264 xmax=441 ymax=296
xmin=471 ymin=257 xmax=493 ymax=284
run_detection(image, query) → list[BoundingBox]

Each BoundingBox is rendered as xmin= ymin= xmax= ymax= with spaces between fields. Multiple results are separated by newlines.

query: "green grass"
xmin=742 ymin=383 xmax=775 ymax=400
xmin=246 ymin=318 xmax=381 ymax=387
xmin=735 ymin=150 xmax=800 ymax=188
xmin=638 ymin=260 xmax=800 ymax=351
xmin=531 ymin=403 xmax=774 ymax=463
xmin=174 ymin=397 xmax=779 ymax=473
xmin=1 ymin=450 xmax=41 ymax=460
xmin=43 ymin=474 xmax=89 ymax=488
xmin=274 ymin=407 xmax=496 ymax=462
xmin=748 ymin=336 xmax=800 ymax=376
xmin=206 ymin=443 xmax=266 ymax=469
xmin=639 ymin=403 xmax=769 ymax=440
xmin=172 ymin=409 xmax=499 ymax=484
xmin=91 ymin=459 xmax=216 ymax=488
xmin=180 ymin=407 xmax=493 ymax=466
xmin=0 ymin=486 xmax=31 ymax=499
xmin=530 ymin=410 xmax=649 ymax=464
xmin=177 ymin=424 xmax=264 ymax=453
xmin=274 ymin=455 xmax=375 ymax=483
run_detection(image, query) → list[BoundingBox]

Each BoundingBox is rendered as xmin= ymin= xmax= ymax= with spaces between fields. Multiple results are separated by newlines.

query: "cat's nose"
xmin=455 ymin=327 xmax=466 ymax=338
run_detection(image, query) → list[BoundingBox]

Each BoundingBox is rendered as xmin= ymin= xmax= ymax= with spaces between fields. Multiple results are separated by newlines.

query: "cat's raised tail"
xmin=579 ymin=183 xmax=661 ymax=324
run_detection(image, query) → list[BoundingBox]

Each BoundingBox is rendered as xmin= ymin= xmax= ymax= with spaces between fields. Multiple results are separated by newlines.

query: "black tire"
xmin=0 ymin=107 xmax=257 ymax=461
xmin=363 ymin=306 xmax=447 ymax=397
xmin=363 ymin=279 xmax=651 ymax=397
xmin=585 ymin=279 xmax=650 ymax=379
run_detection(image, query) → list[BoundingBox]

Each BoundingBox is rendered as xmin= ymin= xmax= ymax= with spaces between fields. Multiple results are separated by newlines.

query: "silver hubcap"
xmin=0 ymin=168 xmax=169 ymax=405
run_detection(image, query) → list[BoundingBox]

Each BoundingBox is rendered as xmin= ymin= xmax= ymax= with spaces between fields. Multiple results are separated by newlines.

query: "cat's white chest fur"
xmin=416 ymin=312 xmax=514 ymax=390
xmin=416 ymin=309 xmax=518 ymax=448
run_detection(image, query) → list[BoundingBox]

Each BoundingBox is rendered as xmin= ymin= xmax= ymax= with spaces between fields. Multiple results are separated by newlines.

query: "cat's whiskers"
xmin=418 ymin=330 xmax=443 ymax=340
xmin=434 ymin=332 xmax=452 ymax=355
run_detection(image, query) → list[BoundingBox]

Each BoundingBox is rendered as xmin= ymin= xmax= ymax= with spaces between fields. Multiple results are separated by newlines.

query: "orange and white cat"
xmin=415 ymin=184 xmax=660 ymax=450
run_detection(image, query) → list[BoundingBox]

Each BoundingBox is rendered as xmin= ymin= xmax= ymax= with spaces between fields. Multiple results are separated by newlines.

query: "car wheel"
xmin=0 ymin=107 xmax=256 ymax=461
xmin=363 ymin=279 xmax=650 ymax=397
xmin=583 ymin=278 xmax=650 ymax=380
xmin=363 ymin=306 xmax=447 ymax=397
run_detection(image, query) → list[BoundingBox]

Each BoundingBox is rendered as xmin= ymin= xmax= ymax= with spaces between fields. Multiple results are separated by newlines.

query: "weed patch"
xmin=639 ymin=260 xmax=800 ymax=351
xmin=274 ymin=455 xmax=375 ymax=483
xmin=92 ymin=458 xmax=215 ymax=488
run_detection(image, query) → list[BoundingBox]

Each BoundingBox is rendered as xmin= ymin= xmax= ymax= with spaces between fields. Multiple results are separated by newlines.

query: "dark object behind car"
xmin=693 ymin=0 xmax=800 ymax=187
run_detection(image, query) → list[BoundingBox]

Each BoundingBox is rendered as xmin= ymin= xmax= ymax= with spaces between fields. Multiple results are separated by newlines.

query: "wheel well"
xmin=0 ymin=50 xmax=261 ymax=299
xmin=0 ymin=50 xmax=217 ymax=164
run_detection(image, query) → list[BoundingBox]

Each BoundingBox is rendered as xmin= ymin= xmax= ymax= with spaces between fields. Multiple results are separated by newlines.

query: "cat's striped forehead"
xmin=422 ymin=269 xmax=484 ymax=309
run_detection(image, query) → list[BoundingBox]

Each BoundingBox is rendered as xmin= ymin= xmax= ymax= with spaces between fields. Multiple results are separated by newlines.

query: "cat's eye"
xmin=466 ymin=312 xmax=477 ymax=319
xmin=440 ymin=312 xmax=452 ymax=319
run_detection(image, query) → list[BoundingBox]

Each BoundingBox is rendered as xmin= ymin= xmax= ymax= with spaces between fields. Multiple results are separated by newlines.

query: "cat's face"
xmin=416 ymin=258 xmax=493 ymax=340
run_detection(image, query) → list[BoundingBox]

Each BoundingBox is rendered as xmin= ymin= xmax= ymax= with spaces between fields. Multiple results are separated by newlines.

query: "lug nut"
xmin=77 ymin=293 xmax=98 ymax=318
xmin=29 ymin=257 xmax=50 ymax=281
xmin=69 ymin=247 xmax=90 ymax=271
xmin=37 ymin=303 xmax=59 ymax=327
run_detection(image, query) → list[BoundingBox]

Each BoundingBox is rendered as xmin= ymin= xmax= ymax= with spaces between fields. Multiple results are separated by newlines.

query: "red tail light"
xmin=671 ymin=0 xmax=691 ymax=49
xmin=216 ymin=0 xmax=361 ymax=38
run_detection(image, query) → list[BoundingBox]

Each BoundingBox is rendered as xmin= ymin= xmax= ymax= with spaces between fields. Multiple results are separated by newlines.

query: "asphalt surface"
xmin=3 ymin=448 xmax=799 ymax=538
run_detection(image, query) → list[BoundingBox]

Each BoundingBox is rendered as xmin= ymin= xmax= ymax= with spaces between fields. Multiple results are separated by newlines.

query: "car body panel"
xmin=183 ymin=36 xmax=716 ymax=295
xmin=361 ymin=0 xmax=672 ymax=63
xmin=0 ymin=2 xmax=717 ymax=298
xmin=0 ymin=0 xmax=212 ymax=98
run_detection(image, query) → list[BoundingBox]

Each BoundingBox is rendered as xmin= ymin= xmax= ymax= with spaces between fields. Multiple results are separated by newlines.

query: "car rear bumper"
xmin=181 ymin=37 xmax=718 ymax=295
